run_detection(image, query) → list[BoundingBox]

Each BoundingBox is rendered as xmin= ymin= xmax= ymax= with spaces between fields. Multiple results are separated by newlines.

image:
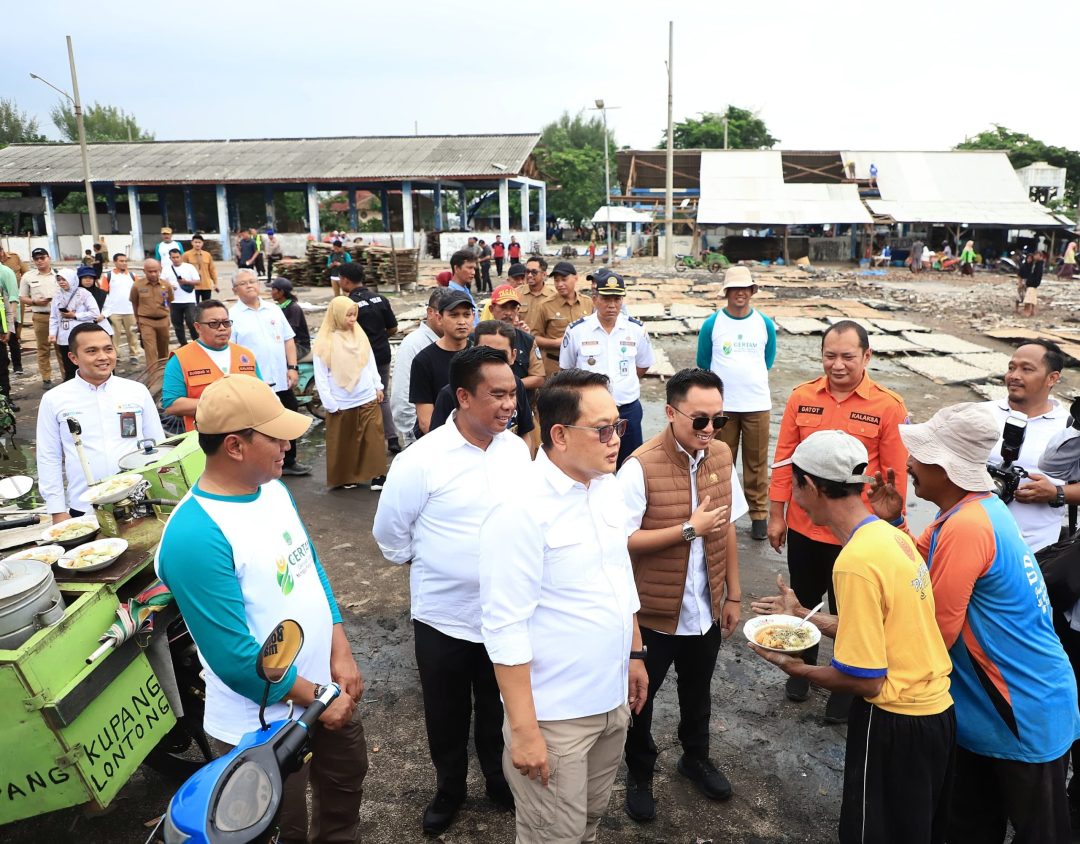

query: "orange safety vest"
xmin=173 ymin=341 xmax=258 ymax=431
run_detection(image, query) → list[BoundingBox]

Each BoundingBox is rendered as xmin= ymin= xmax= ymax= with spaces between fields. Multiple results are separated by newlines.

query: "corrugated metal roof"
xmin=696 ymin=151 xmax=872 ymax=225
xmin=0 ymin=134 xmax=541 ymax=186
xmin=842 ymin=150 xmax=1061 ymax=226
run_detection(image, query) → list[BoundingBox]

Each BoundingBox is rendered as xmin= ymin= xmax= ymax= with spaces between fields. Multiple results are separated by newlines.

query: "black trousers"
xmin=0 ymin=336 xmax=10 ymax=397
xmin=616 ymin=399 xmax=644 ymax=470
xmin=624 ymin=624 xmax=723 ymax=783
xmin=276 ymin=388 xmax=302 ymax=467
xmin=195 ymin=289 xmax=212 ymax=303
xmin=8 ymin=322 xmax=21 ymax=372
xmin=494 ymin=257 xmax=504 ymax=276
xmin=170 ymin=302 xmax=196 ymax=346
xmin=1060 ymin=622 xmax=1080 ymax=806
xmin=839 ymin=698 xmax=955 ymax=844
xmin=949 ymin=746 xmax=1071 ymax=843
xmin=413 ymin=620 xmax=505 ymax=801
xmin=786 ymin=528 xmax=842 ymax=667
xmin=57 ymin=343 xmax=77 ymax=381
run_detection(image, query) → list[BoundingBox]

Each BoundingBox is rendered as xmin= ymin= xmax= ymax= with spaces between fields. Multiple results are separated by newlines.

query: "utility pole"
xmin=67 ymin=36 xmax=99 ymax=246
xmin=595 ymin=99 xmax=614 ymax=265
xmin=722 ymin=114 xmax=729 ymax=150
xmin=664 ymin=21 xmax=674 ymax=269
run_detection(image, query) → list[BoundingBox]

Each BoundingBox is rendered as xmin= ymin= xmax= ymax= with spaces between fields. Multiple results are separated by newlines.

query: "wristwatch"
xmin=287 ymin=364 xmax=299 ymax=371
xmin=1050 ymin=487 xmax=1066 ymax=508
xmin=681 ymin=521 xmax=697 ymax=542
xmin=630 ymin=647 xmax=648 ymax=660
xmin=312 ymin=683 xmax=327 ymax=700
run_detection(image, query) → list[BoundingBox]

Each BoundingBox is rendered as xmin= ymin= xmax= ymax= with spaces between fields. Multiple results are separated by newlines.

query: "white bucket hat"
xmin=721 ymin=265 xmax=756 ymax=293
xmin=898 ymin=403 xmax=997 ymax=493
xmin=772 ymin=429 xmax=873 ymax=484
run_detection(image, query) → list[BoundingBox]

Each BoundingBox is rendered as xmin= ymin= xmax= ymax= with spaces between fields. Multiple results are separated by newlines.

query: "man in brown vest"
xmin=617 ymin=367 xmax=747 ymax=822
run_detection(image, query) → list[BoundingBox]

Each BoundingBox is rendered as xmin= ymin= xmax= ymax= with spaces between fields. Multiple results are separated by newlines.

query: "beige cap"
xmin=160 ymin=226 xmax=173 ymax=235
xmin=772 ymin=429 xmax=873 ymax=484
xmin=898 ymin=403 xmax=997 ymax=492
xmin=196 ymin=374 xmax=311 ymax=441
xmin=721 ymin=265 xmax=755 ymax=292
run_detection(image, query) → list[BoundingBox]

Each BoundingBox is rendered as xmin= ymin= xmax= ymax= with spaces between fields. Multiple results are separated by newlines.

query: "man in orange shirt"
xmin=767 ymin=320 xmax=909 ymax=723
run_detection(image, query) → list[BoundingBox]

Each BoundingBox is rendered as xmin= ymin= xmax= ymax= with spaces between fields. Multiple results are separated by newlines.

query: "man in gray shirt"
xmin=390 ymin=289 xmax=443 ymax=444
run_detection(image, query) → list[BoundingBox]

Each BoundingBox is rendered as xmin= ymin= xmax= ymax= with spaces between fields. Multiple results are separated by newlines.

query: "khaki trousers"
xmin=716 ymin=408 xmax=771 ymax=520
xmin=504 ymin=704 xmax=629 ymax=843
xmin=32 ymin=311 xmax=64 ymax=383
xmin=138 ymin=316 xmax=171 ymax=364
xmin=108 ymin=314 xmax=140 ymax=359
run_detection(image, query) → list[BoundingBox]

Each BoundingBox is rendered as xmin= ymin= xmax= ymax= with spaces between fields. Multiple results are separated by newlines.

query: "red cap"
xmin=435 ymin=270 xmax=453 ymax=287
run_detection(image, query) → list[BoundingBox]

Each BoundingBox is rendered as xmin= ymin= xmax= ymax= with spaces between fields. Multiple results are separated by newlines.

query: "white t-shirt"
xmin=102 ymin=270 xmax=136 ymax=316
xmin=164 ymin=262 xmax=200 ymax=304
xmin=156 ymin=240 xmax=183 ymax=263
xmin=230 ymin=299 xmax=295 ymax=390
xmin=708 ymin=308 xmax=772 ymax=413
xmin=984 ymin=398 xmax=1069 ymax=553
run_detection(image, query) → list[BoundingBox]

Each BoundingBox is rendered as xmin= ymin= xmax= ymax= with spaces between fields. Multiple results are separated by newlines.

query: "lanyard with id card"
xmin=119 ymin=411 xmax=137 ymax=438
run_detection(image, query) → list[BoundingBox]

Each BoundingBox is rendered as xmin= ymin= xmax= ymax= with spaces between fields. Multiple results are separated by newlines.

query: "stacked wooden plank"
xmin=364 ymin=245 xmax=419 ymax=290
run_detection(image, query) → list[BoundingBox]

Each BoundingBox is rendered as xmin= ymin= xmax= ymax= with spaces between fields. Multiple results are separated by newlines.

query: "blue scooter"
xmin=152 ymin=619 xmax=340 ymax=844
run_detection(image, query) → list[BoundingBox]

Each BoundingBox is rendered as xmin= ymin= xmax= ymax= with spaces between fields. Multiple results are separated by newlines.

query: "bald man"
xmin=130 ymin=259 xmax=174 ymax=363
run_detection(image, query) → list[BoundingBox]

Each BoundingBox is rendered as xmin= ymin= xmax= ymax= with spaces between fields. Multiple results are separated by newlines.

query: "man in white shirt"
xmin=983 ymin=340 xmax=1075 ymax=553
xmin=560 ymin=268 xmax=654 ymax=468
xmin=101 ymin=253 xmax=141 ymax=365
xmin=155 ymin=226 xmax=183 ymax=263
xmin=164 ymin=248 xmax=201 ymax=346
xmin=696 ymin=266 xmax=778 ymax=540
xmin=36 ymin=323 xmax=164 ymax=521
xmin=617 ymin=367 xmax=746 ymax=821
xmin=390 ymin=289 xmax=442 ymax=443
xmin=373 ymin=346 xmax=530 ymax=835
xmin=19 ymin=246 xmax=74 ymax=386
xmin=480 ymin=368 xmax=649 ymax=844
xmin=229 ymin=269 xmax=309 ymax=475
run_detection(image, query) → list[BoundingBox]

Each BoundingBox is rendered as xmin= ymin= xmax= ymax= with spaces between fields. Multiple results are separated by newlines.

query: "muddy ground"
xmin=5 ymin=261 xmax=1078 ymax=843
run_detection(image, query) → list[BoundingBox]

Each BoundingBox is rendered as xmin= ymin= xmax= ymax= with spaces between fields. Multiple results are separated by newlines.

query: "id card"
xmin=119 ymin=411 xmax=137 ymax=438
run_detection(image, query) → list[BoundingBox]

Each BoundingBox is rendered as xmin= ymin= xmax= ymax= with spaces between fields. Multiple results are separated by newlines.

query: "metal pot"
xmin=0 ymin=558 xmax=66 ymax=650
xmin=117 ymin=438 xmax=180 ymax=471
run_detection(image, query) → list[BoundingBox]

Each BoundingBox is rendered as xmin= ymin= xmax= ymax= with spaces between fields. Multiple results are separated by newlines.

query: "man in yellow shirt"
xmin=750 ymin=429 xmax=955 ymax=844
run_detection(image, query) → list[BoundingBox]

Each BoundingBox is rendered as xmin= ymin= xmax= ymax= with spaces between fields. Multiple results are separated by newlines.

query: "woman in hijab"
xmin=313 ymin=296 xmax=387 ymax=489
xmin=1061 ymin=242 xmax=1077 ymax=280
xmin=959 ymin=240 xmax=976 ymax=276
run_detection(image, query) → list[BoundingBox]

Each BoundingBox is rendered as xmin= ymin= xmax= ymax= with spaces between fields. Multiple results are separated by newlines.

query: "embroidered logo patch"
xmin=275 ymin=557 xmax=294 ymax=595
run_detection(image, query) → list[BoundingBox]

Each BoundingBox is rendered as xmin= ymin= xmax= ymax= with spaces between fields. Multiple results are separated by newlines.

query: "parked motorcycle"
xmin=154 ymin=619 xmax=340 ymax=844
xmin=293 ymin=361 xmax=325 ymax=421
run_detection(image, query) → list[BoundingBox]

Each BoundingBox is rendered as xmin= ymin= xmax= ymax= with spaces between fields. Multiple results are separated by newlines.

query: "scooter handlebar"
xmin=300 ymin=682 xmax=341 ymax=729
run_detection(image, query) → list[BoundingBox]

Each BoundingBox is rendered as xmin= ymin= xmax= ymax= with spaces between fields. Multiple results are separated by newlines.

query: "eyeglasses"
xmin=525 ymin=269 xmax=543 ymax=276
xmin=670 ymin=406 xmax=729 ymax=431
xmin=198 ymin=319 xmax=233 ymax=329
xmin=562 ymin=418 xmax=628 ymax=444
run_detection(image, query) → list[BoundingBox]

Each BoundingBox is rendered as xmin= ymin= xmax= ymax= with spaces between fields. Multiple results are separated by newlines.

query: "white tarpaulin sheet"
xmin=592 ymin=206 xmax=653 ymax=224
xmin=696 ymin=151 xmax=872 ymax=225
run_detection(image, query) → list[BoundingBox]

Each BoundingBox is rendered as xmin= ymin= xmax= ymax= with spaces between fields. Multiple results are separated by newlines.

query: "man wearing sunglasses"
xmin=162 ymin=299 xmax=262 ymax=432
xmin=617 ymin=367 xmax=746 ymax=821
xmin=560 ymin=268 xmax=653 ymax=468
xmin=514 ymin=256 xmax=555 ymax=337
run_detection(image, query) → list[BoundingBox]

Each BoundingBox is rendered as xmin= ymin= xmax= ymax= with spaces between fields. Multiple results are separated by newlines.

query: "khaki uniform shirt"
xmin=129 ymin=277 xmax=174 ymax=319
xmin=515 ymin=283 xmax=556 ymax=336
xmin=182 ymin=249 xmax=218 ymax=291
xmin=537 ymin=294 xmax=594 ymax=374
xmin=20 ymin=268 xmax=63 ymax=314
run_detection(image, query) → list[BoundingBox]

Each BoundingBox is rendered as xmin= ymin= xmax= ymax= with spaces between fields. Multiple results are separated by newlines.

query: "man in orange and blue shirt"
xmin=870 ymin=402 xmax=1080 ymax=843
xmin=768 ymin=320 xmax=909 ymax=721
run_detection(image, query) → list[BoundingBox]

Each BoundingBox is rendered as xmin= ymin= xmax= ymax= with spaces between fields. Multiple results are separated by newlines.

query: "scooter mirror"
xmin=257 ymin=619 xmax=305 ymax=683
xmin=0 ymin=475 xmax=33 ymax=502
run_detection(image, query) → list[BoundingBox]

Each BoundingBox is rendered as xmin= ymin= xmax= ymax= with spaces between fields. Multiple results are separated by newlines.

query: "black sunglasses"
xmin=562 ymin=418 xmax=629 ymax=444
xmin=671 ymin=406 xmax=729 ymax=431
xmin=199 ymin=319 xmax=233 ymax=329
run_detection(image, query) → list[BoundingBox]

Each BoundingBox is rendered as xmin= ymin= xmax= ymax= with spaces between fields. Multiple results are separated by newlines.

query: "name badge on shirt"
xmin=619 ymin=359 xmax=630 ymax=377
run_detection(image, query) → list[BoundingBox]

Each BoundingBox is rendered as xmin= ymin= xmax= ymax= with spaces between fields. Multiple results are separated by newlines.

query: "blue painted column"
xmin=127 ymin=186 xmax=144 ymax=260
xmin=458 ymin=187 xmax=468 ymax=230
xmin=347 ymin=188 xmax=358 ymax=232
xmin=264 ymin=186 xmax=276 ymax=229
xmin=380 ymin=189 xmax=391 ymax=231
xmin=306 ymin=183 xmax=321 ymax=242
xmin=538 ymin=183 xmax=547 ymax=250
xmin=498 ymin=180 xmax=510 ymax=247
xmin=106 ymin=186 xmax=118 ymax=234
xmin=41 ymin=185 xmax=59 ymax=258
xmin=215 ymin=185 xmax=231 ymax=262
xmin=183 ymin=187 xmax=196 ymax=232
xmin=402 ymin=181 xmax=415 ymax=248
xmin=433 ymin=183 xmax=443 ymax=230
xmin=520 ymin=183 xmax=530 ymax=235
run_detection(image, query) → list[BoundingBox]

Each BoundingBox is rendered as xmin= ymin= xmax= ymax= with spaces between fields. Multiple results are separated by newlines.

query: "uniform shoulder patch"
xmin=628 ymin=316 xmax=645 ymax=326
xmin=568 ymin=316 xmax=587 ymax=329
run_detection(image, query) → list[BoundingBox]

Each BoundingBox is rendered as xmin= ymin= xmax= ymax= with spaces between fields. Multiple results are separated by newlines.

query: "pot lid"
xmin=117 ymin=442 xmax=178 ymax=470
xmin=0 ymin=557 xmax=52 ymax=602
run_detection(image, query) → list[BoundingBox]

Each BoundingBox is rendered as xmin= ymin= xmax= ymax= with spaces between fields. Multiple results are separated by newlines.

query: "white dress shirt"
xmin=373 ymin=413 xmax=531 ymax=642
xmin=164 ymin=261 xmax=200 ymax=305
xmin=390 ymin=321 xmax=438 ymax=437
xmin=618 ymin=441 xmax=748 ymax=635
xmin=230 ymin=298 xmax=295 ymax=390
xmin=480 ymin=449 xmax=641 ymax=721
xmin=36 ymin=373 xmax=165 ymax=515
xmin=313 ymin=354 xmax=383 ymax=413
xmin=101 ymin=271 xmax=136 ymax=317
xmin=559 ymin=312 xmax=654 ymax=405
xmin=984 ymin=398 xmax=1068 ymax=553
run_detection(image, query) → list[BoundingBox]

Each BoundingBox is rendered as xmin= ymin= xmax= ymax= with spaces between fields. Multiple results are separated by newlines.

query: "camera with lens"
xmin=988 ymin=414 xmax=1028 ymax=504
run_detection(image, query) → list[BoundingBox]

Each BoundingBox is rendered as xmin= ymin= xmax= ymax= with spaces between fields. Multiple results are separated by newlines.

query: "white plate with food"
xmin=2 ymin=544 xmax=66 ymax=566
xmin=85 ymin=473 xmax=144 ymax=505
xmin=744 ymin=614 xmax=821 ymax=653
xmin=57 ymin=538 xmax=129 ymax=573
xmin=39 ymin=515 xmax=101 ymax=549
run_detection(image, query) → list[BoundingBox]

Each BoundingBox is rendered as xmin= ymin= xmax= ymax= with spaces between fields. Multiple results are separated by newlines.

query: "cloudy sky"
xmin=6 ymin=0 xmax=1078 ymax=153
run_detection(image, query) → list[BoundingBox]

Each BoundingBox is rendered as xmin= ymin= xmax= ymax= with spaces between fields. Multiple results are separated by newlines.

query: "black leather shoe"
xmin=624 ymin=775 xmax=656 ymax=822
xmin=677 ymin=754 xmax=732 ymax=801
xmin=785 ymin=676 xmax=811 ymax=702
xmin=485 ymin=777 xmax=515 ymax=810
xmin=751 ymin=519 xmax=768 ymax=540
xmin=422 ymin=791 xmax=463 ymax=836
xmin=824 ymin=691 xmax=853 ymax=725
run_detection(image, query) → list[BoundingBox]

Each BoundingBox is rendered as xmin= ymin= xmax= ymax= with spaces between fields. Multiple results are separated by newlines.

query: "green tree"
xmin=956 ymin=125 xmax=1080 ymax=207
xmin=664 ymin=106 xmax=778 ymax=150
xmin=0 ymin=98 xmax=47 ymax=148
xmin=50 ymin=101 xmax=154 ymax=143
xmin=535 ymin=111 xmax=615 ymax=228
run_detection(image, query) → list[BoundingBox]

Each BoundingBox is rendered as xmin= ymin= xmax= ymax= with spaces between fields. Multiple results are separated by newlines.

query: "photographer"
xmin=984 ymin=340 xmax=1073 ymax=554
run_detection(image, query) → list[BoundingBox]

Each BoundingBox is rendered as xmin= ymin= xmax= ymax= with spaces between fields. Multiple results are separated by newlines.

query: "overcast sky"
xmin=6 ymin=0 xmax=1078 ymax=153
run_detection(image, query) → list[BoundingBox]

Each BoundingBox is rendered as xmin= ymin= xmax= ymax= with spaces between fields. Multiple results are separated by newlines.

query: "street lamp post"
xmin=30 ymin=35 xmax=100 ymax=246
xmin=594 ymin=99 xmax=614 ymax=265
